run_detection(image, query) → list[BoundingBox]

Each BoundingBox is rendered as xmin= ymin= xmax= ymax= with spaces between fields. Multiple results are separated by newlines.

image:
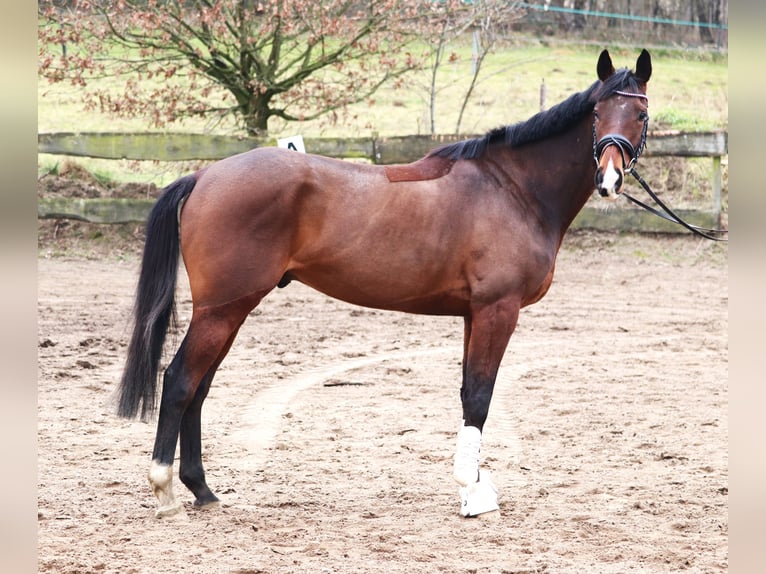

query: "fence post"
xmin=712 ymin=155 xmax=722 ymax=225
xmin=372 ymin=131 xmax=380 ymax=164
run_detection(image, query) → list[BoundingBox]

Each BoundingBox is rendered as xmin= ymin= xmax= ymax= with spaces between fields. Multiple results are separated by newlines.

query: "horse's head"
xmin=593 ymin=49 xmax=651 ymax=199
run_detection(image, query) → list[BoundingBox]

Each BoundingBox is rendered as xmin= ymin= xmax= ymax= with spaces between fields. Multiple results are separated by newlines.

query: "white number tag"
xmin=277 ymin=135 xmax=306 ymax=153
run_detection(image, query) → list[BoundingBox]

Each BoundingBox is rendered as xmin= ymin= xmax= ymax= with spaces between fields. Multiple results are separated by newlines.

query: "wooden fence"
xmin=38 ymin=130 xmax=727 ymax=233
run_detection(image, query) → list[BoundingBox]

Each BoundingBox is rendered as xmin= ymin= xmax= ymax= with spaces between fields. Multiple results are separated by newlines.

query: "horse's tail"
xmin=117 ymin=174 xmax=198 ymax=420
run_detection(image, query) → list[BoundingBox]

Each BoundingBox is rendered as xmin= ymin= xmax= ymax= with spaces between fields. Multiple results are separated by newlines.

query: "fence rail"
xmin=38 ymin=130 xmax=727 ymax=232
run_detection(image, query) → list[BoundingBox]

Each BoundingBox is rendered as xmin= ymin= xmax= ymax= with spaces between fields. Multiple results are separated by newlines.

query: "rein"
xmin=621 ymin=171 xmax=728 ymax=241
xmin=592 ymin=89 xmax=728 ymax=242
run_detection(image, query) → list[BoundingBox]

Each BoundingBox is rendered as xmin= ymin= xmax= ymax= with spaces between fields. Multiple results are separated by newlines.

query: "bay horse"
xmin=118 ymin=49 xmax=652 ymax=518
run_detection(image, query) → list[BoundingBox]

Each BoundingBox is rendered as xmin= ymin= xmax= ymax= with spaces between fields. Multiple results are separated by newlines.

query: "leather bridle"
xmin=592 ymin=90 xmax=649 ymax=174
xmin=591 ymin=89 xmax=727 ymax=241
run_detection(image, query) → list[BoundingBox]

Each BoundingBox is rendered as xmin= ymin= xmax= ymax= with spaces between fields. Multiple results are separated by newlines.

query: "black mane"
xmin=429 ymin=67 xmax=645 ymax=161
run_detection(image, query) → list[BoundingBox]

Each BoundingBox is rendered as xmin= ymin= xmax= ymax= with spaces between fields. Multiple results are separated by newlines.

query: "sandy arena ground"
xmin=38 ymin=230 xmax=727 ymax=573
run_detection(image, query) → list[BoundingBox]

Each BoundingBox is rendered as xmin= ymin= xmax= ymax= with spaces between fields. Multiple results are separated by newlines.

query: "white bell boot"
xmin=459 ymin=469 xmax=499 ymax=517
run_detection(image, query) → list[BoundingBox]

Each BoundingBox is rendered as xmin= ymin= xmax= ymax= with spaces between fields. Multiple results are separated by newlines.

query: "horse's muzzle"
xmin=594 ymin=161 xmax=624 ymax=199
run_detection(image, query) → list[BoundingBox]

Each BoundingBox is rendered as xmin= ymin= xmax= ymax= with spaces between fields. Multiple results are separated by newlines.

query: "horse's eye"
xmin=593 ymin=110 xmax=600 ymax=120
xmin=638 ymin=110 xmax=648 ymax=121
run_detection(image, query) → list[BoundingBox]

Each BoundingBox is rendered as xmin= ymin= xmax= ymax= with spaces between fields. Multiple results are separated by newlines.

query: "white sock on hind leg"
xmin=148 ymin=460 xmax=183 ymax=518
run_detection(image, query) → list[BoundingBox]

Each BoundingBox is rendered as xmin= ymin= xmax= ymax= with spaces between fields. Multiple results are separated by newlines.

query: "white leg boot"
xmin=453 ymin=424 xmax=481 ymax=486
xmin=459 ymin=470 xmax=499 ymax=517
xmin=453 ymin=424 xmax=499 ymax=517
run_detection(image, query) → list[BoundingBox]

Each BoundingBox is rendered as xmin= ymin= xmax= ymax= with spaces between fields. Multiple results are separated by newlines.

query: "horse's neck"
xmin=506 ymin=118 xmax=596 ymax=236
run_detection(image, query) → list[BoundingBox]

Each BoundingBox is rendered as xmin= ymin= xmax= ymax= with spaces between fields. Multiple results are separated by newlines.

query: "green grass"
xmin=38 ymin=36 xmax=727 ymax=184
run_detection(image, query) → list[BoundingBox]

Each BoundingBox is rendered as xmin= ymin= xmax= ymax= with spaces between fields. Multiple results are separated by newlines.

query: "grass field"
xmin=38 ymin=37 xmax=727 ymax=186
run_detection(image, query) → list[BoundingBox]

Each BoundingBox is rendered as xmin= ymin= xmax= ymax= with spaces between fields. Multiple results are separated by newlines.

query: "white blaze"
xmin=601 ymin=157 xmax=620 ymax=195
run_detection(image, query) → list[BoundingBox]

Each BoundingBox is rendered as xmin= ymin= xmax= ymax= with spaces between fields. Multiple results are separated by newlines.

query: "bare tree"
xmin=454 ymin=1 xmax=523 ymax=134
xmin=39 ymin=0 xmax=423 ymax=135
xmin=414 ymin=0 xmax=522 ymax=135
xmin=414 ymin=1 xmax=471 ymax=135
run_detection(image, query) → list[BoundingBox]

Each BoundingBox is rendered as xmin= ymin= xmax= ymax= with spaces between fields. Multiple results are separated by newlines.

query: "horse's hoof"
xmin=194 ymin=498 xmax=220 ymax=511
xmin=154 ymin=501 xmax=186 ymax=519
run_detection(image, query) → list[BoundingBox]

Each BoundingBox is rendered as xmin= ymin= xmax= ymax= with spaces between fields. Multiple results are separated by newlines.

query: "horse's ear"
xmin=635 ymin=49 xmax=652 ymax=83
xmin=597 ymin=49 xmax=615 ymax=81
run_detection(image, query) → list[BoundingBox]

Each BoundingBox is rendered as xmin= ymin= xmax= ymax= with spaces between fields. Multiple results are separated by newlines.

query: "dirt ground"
xmin=37 ymin=173 xmax=728 ymax=573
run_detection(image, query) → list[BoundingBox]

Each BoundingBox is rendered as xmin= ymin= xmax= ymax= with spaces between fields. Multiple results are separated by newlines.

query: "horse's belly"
xmin=291 ymin=265 xmax=471 ymax=316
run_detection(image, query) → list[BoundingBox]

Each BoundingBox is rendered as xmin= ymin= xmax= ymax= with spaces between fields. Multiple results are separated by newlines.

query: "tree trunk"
xmin=693 ymin=0 xmax=717 ymax=44
xmin=243 ymin=111 xmax=270 ymax=136
xmin=238 ymin=92 xmax=272 ymax=136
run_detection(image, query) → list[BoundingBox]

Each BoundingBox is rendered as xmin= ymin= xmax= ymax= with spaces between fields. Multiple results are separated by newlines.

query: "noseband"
xmin=592 ymin=90 xmax=649 ymax=173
